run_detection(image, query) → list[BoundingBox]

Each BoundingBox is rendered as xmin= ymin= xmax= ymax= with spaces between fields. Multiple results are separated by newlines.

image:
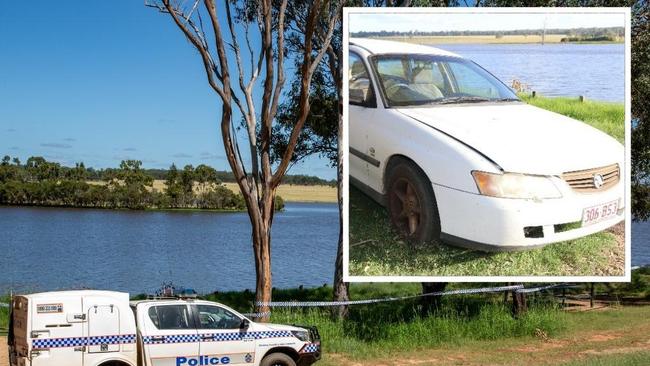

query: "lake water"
xmin=434 ymin=43 xmax=624 ymax=103
xmin=0 ymin=203 xmax=339 ymax=295
xmin=632 ymin=221 xmax=650 ymax=267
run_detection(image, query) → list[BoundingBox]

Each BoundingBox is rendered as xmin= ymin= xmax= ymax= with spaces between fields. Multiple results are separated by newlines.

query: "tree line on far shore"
xmin=0 ymin=155 xmax=284 ymax=211
xmin=352 ymin=26 xmax=625 ymax=39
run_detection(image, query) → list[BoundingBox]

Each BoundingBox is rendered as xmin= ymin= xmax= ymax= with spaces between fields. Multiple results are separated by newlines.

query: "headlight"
xmin=471 ymin=171 xmax=562 ymax=199
xmin=291 ymin=330 xmax=310 ymax=342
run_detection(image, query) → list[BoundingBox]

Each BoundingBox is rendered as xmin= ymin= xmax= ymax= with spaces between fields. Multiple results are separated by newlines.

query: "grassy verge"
xmin=349 ymin=95 xmax=625 ymax=277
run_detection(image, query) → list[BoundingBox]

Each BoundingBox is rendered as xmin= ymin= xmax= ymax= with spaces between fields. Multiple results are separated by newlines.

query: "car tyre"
xmin=386 ymin=158 xmax=441 ymax=244
xmin=260 ymin=352 xmax=297 ymax=366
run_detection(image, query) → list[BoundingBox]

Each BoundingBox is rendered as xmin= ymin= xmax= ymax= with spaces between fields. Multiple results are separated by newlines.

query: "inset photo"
xmin=343 ymin=7 xmax=631 ymax=280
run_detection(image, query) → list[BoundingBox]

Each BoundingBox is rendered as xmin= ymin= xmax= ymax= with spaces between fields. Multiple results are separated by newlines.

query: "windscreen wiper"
xmin=435 ymin=96 xmax=491 ymax=104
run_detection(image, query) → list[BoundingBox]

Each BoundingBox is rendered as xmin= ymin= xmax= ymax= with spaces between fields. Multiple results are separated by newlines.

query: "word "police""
xmin=177 ymin=355 xmax=231 ymax=365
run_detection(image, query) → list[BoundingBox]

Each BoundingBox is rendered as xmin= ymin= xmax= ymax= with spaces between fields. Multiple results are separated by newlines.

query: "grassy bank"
xmin=349 ymin=95 xmax=625 ymax=277
xmin=3 ymin=282 xmax=650 ymax=364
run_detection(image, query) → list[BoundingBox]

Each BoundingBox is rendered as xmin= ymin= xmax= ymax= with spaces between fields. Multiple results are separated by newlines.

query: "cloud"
xmin=6 ymin=128 xmax=16 ymax=132
xmin=9 ymin=146 xmax=19 ymax=151
xmin=41 ymin=142 xmax=72 ymax=149
xmin=199 ymin=152 xmax=225 ymax=160
xmin=123 ymin=147 xmax=137 ymax=152
xmin=172 ymin=153 xmax=193 ymax=158
xmin=63 ymin=137 xmax=76 ymax=142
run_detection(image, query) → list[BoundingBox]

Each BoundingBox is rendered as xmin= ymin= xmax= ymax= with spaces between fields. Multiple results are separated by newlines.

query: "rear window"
xmin=148 ymin=305 xmax=192 ymax=330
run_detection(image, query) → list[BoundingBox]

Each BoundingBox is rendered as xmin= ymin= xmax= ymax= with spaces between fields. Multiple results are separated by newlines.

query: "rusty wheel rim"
xmin=389 ymin=177 xmax=421 ymax=237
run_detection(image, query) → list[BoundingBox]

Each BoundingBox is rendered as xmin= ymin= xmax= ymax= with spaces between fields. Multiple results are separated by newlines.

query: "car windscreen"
xmin=370 ymin=54 xmax=519 ymax=107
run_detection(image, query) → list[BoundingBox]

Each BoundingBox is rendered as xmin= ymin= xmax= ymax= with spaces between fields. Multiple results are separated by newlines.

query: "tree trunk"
xmin=251 ymin=191 xmax=276 ymax=323
xmin=420 ymin=282 xmax=447 ymax=316
xmin=330 ymin=63 xmax=350 ymax=319
xmin=511 ymin=285 xmax=527 ymax=318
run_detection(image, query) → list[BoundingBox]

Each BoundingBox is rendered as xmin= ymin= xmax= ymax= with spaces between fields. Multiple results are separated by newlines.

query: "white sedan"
xmin=348 ymin=38 xmax=624 ymax=251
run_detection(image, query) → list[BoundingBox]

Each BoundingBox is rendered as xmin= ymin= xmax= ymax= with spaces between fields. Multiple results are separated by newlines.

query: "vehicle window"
xmin=446 ymin=62 xmax=500 ymax=99
xmin=148 ymin=305 xmax=192 ymax=330
xmin=371 ymin=54 xmax=518 ymax=107
xmin=196 ymin=305 xmax=241 ymax=330
xmin=349 ymin=52 xmax=375 ymax=107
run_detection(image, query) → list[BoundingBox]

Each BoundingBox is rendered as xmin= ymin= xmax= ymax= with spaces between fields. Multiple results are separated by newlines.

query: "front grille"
xmin=561 ymin=164 xmax=619 ymax=193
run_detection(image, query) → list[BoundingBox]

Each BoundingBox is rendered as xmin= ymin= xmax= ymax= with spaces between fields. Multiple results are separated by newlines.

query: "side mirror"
xmin=240 ymin=319 xmax=250 ymax=330
xmin=350 ymin=88 xmax=369 ymax=105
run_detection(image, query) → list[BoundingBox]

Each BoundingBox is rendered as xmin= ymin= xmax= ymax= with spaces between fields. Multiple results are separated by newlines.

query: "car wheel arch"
xmin=383 ymin=154 xmax=432 ymax=194
xmin=261 ymin=347 xmax=300 ymax=363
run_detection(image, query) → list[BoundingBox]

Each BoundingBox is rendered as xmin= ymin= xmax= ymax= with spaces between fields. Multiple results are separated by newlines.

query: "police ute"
xmin=7 ymin=290 xmax=321 ymax=366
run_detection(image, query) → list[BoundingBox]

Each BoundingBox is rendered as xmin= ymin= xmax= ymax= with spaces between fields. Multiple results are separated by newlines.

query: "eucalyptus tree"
xmin=147 ymin=0 xmax=342 ymax=320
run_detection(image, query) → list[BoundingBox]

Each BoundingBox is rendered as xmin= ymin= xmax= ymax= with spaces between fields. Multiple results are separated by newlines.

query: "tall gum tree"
xmin=147 ymin=0 xmax=342 ymax=321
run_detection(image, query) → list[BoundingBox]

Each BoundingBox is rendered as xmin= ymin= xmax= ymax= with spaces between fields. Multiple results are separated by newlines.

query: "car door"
xmin=192 ymin=304 xmax=256 ymax=365
xmin=29 ymin=297 xmax=84 ymax=366
xmin=142 ymin=303 xmax=199 ymax=366
xmin=348 ymin=51 xmax=379 ymax=188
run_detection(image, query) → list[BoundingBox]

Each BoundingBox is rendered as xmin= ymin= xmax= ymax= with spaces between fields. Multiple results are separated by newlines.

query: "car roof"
xmin=350 ymin=37 xmax=462 ymax=58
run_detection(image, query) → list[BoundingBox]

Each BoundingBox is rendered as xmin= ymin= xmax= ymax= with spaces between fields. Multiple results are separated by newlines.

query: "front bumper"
xmin=295 ymin=325 xmax=321 ymax=365
xmin=433 ymin=180 xmax=625 ymax=251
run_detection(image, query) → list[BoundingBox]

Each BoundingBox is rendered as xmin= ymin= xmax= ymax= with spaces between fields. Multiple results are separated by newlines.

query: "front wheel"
xmin=260 ymin=352 xmax=297 ymax=366
xmin=386 ymin=159 xmax=441 ymax=244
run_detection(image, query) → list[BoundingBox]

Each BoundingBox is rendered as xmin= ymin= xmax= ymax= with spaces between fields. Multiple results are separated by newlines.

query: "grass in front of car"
xmin=349 ymin=95 xmax=625 ymax=277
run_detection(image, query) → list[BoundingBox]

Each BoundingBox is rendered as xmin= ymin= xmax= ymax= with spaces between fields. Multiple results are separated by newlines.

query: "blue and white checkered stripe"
xmin=299 ymin=342 xmax=320 ymax=354
xmin=142 ymin=330 xmax=293 ymax=345
xmin=32 ymin=334 xmax=136 ymax=349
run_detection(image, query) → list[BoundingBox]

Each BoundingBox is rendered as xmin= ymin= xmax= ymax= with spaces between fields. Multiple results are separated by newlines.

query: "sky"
xmin=349 ymin=11 xmax=626 ymax=33
xmin=0 ymin=1 xmax=335 ymax=180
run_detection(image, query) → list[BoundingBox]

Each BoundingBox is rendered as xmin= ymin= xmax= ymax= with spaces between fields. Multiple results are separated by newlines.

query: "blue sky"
xmin=0 ymin=1 xmax=335 ymax=180
xmin=349 ymin=11 xmax=625 ymax=33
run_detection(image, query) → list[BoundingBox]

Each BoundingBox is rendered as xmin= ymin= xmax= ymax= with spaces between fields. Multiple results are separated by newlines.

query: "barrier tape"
xmin=515 ymin=283 xmax=565 ymax=294
xmin=255 ymin=284 xmax=525 ymax=307
xmin=0 ymin=303 xmax=8 ymax=308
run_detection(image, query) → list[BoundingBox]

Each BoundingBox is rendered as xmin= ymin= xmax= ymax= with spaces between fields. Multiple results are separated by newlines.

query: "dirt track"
xmin=0 ymin=337 xmax=7 ymax=366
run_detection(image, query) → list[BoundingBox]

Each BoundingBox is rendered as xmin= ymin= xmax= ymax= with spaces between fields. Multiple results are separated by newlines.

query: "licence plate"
xmin=582 ymin=200 xmax=619 ymax=226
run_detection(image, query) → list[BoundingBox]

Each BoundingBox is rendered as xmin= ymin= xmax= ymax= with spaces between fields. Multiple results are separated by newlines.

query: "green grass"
xmin=562 ymin=352 xmax=650 ymax=366
xmin=350 ymin=95 xmax=625 ymax=277
xmin=0 ymin=295 xmax=9 ymax=336
xmin=200 ymin=284 xmax=568 ymax=360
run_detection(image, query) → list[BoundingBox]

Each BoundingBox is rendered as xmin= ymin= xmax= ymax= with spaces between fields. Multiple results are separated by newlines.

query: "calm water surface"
xmin=0 ymin=203 xmax=338 ymax=294
xmin=435 ymin=43 xmax=624 ymax=103
xmin=632 ymin=221 xmax=650 ymax=267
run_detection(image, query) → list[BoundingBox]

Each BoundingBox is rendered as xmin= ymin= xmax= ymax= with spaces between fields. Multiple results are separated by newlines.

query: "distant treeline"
xmin=0 ymin=156 xmax=283 ymax=211
xmin=352 ymin=26 xmax=624 ymax=38
xmin=85 ymin=167 xmax=335 ymax=186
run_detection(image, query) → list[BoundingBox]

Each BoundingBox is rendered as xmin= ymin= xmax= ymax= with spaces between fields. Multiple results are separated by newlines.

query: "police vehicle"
xmin=8 ymin=290 xmax=321 ymax=366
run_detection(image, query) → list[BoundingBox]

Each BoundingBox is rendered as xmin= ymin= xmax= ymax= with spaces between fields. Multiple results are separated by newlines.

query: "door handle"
xmin=150 ymin=336 xmax=165 ymax=342
xmin=201 ymin=335 xmax=215 ymax=340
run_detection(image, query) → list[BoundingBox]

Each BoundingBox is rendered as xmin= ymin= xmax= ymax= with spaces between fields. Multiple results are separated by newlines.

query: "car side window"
xmin=148 ymin=305 xmax=192 ymax=330
xmin=349 ymin=52 xmax=376 ymax=107
xmin=196 ymin=305 xmax=241 ymax=330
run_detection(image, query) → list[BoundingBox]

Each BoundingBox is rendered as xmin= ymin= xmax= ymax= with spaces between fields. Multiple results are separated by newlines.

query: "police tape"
xmin=515 ymin=283 xmax=565 ymax=294
xmin=255 ymin=284 xmax=528 ymax=307
xmin=0 ymin=303 xmax=8 ymax=308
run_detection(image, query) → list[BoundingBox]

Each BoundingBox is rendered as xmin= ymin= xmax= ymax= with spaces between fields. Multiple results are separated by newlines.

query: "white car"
xmin=348 ymin=38 xmax=625 ymax=251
